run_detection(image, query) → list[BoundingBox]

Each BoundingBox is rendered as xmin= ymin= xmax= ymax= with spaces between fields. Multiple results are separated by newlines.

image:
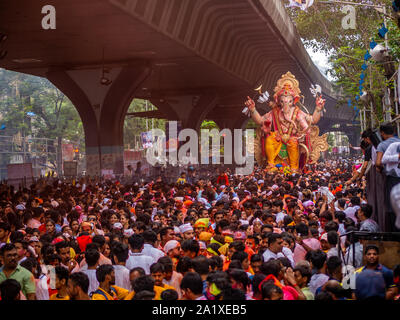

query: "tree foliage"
xmin=200 ymin=120 xmax=219 ymax=130
xmin=124 ymin=99 xmax=166 ymax=149
xmin=0 ymin=69 xmax=83 ymax=144
xmin=285 ymin=0 xmax=400 ymax=126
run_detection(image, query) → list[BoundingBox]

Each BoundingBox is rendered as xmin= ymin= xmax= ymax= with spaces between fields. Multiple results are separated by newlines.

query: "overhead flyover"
xmin=0 ymin=0 xmax=357 ymax=174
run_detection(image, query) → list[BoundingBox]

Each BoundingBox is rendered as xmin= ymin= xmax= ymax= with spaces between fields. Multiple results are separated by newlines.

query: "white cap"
xmin=113 ymin=222 xmax=123 ymax=230
xmin=51 ymin=200 xmax=59 ymax=208
xmin=123 ymin=229 xmax=135 ymax=237
xmin=29 ymin=236 xmax=40 ymax=243
xmin=163 ymin=240 xmax=180 ymax=253
xmin=179 ymin=223 xmax=193 ymax=234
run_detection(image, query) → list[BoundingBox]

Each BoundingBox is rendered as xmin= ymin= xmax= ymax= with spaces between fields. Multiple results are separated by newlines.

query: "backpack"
xmin=90 ymin=287 xmax=117 ymax=300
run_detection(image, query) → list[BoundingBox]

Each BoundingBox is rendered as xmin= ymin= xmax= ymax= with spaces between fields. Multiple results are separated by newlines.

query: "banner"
xmin=166 ymin=121 xmax=182 ymax=152
xmin=101 ymin=169 xmax=115 ymax=179
xmin=141 ymin=131 xmax=153 ymax=149
xmin=62 ymin=144 xmax=75 ymax=161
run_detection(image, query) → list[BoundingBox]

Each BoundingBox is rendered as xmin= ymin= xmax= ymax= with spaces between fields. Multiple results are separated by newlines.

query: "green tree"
xmin=124 ymin=99 xmax=166 ymax=149
xmin=200 ymin=120 xmax=219 ymax=130
xmin=0 ymin=69 xmax=84 ymax=172
xmin=285 ymin=0 xmax=400 ymax=126
xmin=327 ymin=132 xmax=335 ymax=146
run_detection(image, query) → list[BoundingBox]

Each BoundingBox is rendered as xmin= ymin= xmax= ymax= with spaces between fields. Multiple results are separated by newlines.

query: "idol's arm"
xmin=245 ymin=96 xmax=263 ymax=125
xmin=311 ymin=96 xmax=325 ymax=124
xmin=250 ymin=109 xmax=264 ymax=125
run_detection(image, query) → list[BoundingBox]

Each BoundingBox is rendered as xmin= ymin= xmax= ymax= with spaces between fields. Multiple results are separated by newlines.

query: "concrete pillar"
xmin=46 ymin=60 xmax=152 ymax=176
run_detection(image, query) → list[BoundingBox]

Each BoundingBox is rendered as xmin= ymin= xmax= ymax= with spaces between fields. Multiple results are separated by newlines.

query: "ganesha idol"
xmin=244 ymin=72 xmax=329 ymax=173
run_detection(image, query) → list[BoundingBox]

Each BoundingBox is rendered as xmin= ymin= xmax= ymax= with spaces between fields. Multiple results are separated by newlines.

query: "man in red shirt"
xmin=216 ymin=169 xmax=229 ymax=186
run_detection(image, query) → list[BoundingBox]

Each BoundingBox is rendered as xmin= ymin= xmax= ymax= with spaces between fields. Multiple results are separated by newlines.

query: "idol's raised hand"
xmin=244 ymin=96 xmax=256 ymax=112
xmin=316 ymin=96 xmax=326 ymax=110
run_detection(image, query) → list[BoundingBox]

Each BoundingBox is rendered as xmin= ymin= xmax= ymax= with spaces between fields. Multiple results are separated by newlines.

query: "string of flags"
xmin=348 ymin=20 xmax=389 ymax=123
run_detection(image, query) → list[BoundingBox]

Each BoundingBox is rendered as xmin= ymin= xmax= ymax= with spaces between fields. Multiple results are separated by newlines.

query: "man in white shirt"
xmin=141 ymin=230 xmax=165 ymax=262
xmin=82 ymin=248 xmax=100 ymax=295
xmin=376 ymin=125 xmax=400 ymax=231
xmin=308 ymin=250 xmax=329 ymax=296
xmin=262 ymin=233 xmax=294 ymax=268
xmin=126 ymin=234 xmax=154 ymax=275
xmin=111 ymin=242 xmax=131 ymax=290
xmin=381 ymin=141 xmax=400 ymax=177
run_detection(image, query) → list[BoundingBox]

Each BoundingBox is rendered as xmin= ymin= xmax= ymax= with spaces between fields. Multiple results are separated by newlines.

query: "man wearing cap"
xmin=234 ymin=230 xmax=255 ymax=262
xmin=28 ymin=236 xmax=42 ymax=259
xmin=179 ymin=223 xmax=194 ymax=240
xmin=163 ymin=240 xmax=181 ymax=261
xmin=193 ymin=218 xmax=210 ymax=239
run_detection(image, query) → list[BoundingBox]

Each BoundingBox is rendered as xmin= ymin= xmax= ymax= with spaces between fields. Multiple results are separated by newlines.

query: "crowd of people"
xmin=0 ymin=136 xmax=399 ymax=301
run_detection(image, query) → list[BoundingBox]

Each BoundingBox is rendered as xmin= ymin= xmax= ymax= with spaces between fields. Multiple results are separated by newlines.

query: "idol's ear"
xmin=294 ymin=97 xmax=300 ymax=104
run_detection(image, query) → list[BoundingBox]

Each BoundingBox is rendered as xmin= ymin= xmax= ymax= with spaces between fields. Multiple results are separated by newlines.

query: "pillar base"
xmin=86 ymin=146 xmax=124 ymax=176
